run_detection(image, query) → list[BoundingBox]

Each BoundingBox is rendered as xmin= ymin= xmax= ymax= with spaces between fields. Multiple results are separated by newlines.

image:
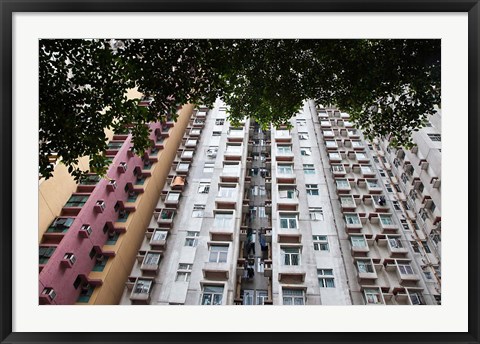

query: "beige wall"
xmin=89 ymin=104 xmax=194 ymax=304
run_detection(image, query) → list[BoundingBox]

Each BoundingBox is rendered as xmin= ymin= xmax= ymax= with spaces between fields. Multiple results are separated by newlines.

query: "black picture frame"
xmin=1 ymin=1 xmax=479 ymax=343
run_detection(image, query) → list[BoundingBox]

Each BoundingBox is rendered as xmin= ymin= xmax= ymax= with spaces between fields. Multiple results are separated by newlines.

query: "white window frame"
xmin=200 ymin=285 xmax=224 ymax=305
xmin=208 ymin=245 xmax=229 ymax=263
xmin=281 ymin=247 xmax=301 ymax=266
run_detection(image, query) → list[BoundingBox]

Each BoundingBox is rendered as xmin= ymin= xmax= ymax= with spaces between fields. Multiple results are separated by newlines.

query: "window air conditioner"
xmin=80 ymin=224 xmax=92 ymax=236
xmin=118 ymin=162 xmax=128 ymax=173
xmin=42 ymin=288 xmax=56 ymax=300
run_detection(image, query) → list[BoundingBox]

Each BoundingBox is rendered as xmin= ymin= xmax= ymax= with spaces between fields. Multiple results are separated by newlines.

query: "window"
xmin=277 ymin=145 xmax=292 ymax=155
xmin=46 ymin=217 xmax=74 ymax=233
xmin=364 ymin=288 xmax=382 ymax=304
xmin=411 ymin=241 xmax=420 ymax=253
xmin=256 ymin=290 xmax=269 ymax=305
xmin=367 ymin=179 xmax=379 ymax=188
xmin=277 ymin=164 xmax=293 ymax=174
xmin=361 ymin=165 xmax=373 ymax=174
xmin=282 ymin=288 xmax=305 ymax=305
xmin=306 ymin=184 xmax=319 ymax=195
xmin=388 ymin=237 xmax=403 ymax=249
xmin=392 ymin=201 xmax=401 ymax=211
xmin=215 ymin=118 xmax=225 ymax=125
xmin=423 ymin=271 xmax=433 ymax=280
xmin=185 ymin=231 xmax=199 ymax=247
xmin=208 ymin=245 xmax=228 ymax=263
xmin=357 ymin=260 xmax=374 ymax=273
xmin=278 ymin=187 xmax=296 ymax=199
xmin=332 ymin=165 xmax=344 ymax=173
xmin=107 ymin=141 xmax=124 ymax=150
xmin=309 ymin=207 xmax=324 ymax=221
xmin=427 ymin=134 xmax=441 ymax=142
xmin=296 ymin=119 xmax=306 ymax=126
xmin=336 ymin=179 xmax=349 ymax=188
xmin=313 ymin=235 xmax=329 ymax=251
xmin=325 ymin=140 xmax=337 ymax=148
xmin=213 ymin=212 xmax=233 ymax=228
xmin=73 ymin=276 xmax=83 ymax=289
xmin=318 ymin=269 xmax=335 ymax=288
xmin=421 ymin=241 xmax=432 ymax=253
xmin=398 ymin=263 xmax=415 ymax=275
xmin=379 ymin=215 xmax=394 ymax=226
xmin=79 ymin=174 xmax=100 ymax=185
xmin=152 ymin=229 xmax=168 ymax=241
xmin=176 ymin=263 xmax=193 ymax=282
xmin=218 ymin=185 xmax=237 ymax=198
xmin=303 ymin=164 xmax=315 ymax=174
xmin=409 ymin=292 xmax=425 ymax=305
xmin=329 ymin=152 xmax=341 ymax=160
xmin=356 ymin=152 xmax=367 ymax=160
xmin=144 ymin=252 xmax=161 ymax=266
xmin=298 ymin=132 xmax=309 ymax=140
xmin=378 ymin=169 xmax=386 ymax=177
xmin=212 ymin=131 xmax=221 ymax=136
xmin=64 ymin=194 xmax=89 ymax=207
xmin=77 ymin=284 xmax=94 ymax=303
xmin=192 ymin=204 xmax=205 ymax=217
xmin=39 ymin=246 xmax=56 ymax=264
xmin=351 ymin=235 xmax=366 ymax=248
xmin=279 ymin=213 xmax=298 ymax=229
xmin=198 ymin=183 xmax=210 ymax=194
xmin=133 ymin=279 xmax=153 ymax=294
xmin=340 ymin=196 xmax=355 ymax=207
xmin=281 ymin=247 xmax=301 ymax=265
xmin=93 ymin=255 xmax=108 ymax=271
xmin=345 ymin=214 xmax=360 ymax=225
xmin=106 ymin=231 xmax=120 ymax=245
xmin=300 ymin=147 xmax=312 ymax=156
xmin=200 ymin=285 xmax=224 ymax=305
xmin=203 ymin=163 xmax=214 ymax=173
xmin=372 ymin=156 xmax=379 ymax=163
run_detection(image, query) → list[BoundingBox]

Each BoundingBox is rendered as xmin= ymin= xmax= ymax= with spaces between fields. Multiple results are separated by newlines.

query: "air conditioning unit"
xmin=118 ymin=162 xmax=128 ymax=173
xmin=61 ymin=253 xmax=77 ymax=268
xmin=64 ymin=253 xmax=76 ymax=265
xmin=95 ymin=201 xmax=106 ymax=213
xmin=42 ymin=288 xmax=56 ymax=300
xmin=79 ymin=224 xmax=92 ymax=238
xmin=107 ymin=179 xmax=117 ymax=191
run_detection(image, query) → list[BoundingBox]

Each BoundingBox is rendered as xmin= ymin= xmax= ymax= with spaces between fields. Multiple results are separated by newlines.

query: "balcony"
xmin=202 ymin=262 xmax=230 ymax=281
xmin=175 ymin=162 xmax=190 ymax=175
xmin=355 ymin=153 xmax=370 ymax=163
xmin=345 ymin=214 xmax=363 ymax=232
xmin=179 ymin=149 xmax=195 ymax=161
xmin=163 ymin=191 xmax=182 ymax=208
xmin=148 ymin=229 xmax=168 ymax=250
xmin=154 ymin=208 xmax=176 ymax=228
xmin=328 ymin=152 xmax=342 ymax=163
xmin=340 ymin=195 xmax=357 ymax=212
xmin=372 ymin=195 xmax=389 ymax=212
xmin=170 ymin=175 xmax=186 ymax=191
xmin=278 ymin=272 xmax=306 ymax=284
xmin=184 ymin=139 xmax=198 ymax=149
xmin=228 ymin=128 xmax=245 ymax=142
xmin=224 ymin=144 xmax=243 ymax=160
xmin=335 ymin=179 xmax=351 ymax=194
xmin=356 ymin=259 xmax=378 ymax=281
xmin=263 ymin=260 xmax=272 ymax=277
xmin=366 ymin=180 xmax=382 ymax=194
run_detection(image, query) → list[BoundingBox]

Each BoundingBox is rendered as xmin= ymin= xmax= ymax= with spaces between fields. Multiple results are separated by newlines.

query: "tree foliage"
xmin=39 ymin=39 xmax=440 ymax=180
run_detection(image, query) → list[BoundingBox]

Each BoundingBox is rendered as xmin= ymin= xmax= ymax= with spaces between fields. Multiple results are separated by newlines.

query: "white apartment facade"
xmin=120 ymin=99 xmax=441 ymax=306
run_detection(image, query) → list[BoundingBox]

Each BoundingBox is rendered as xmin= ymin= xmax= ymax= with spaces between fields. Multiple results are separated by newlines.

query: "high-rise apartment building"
xmin=39 ymin=98 xmax=441 ymax=306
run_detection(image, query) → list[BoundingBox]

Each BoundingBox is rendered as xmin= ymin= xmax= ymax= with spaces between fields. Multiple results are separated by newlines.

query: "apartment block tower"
xmin=38 ymin=95 xmax=441 ymax=306
xmin=118 ymin=99 xmax=441 ymax=306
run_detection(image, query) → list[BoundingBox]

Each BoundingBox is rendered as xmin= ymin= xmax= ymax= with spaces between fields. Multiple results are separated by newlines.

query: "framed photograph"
xmin=1 ymin=1 xmax=478 ymax=343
